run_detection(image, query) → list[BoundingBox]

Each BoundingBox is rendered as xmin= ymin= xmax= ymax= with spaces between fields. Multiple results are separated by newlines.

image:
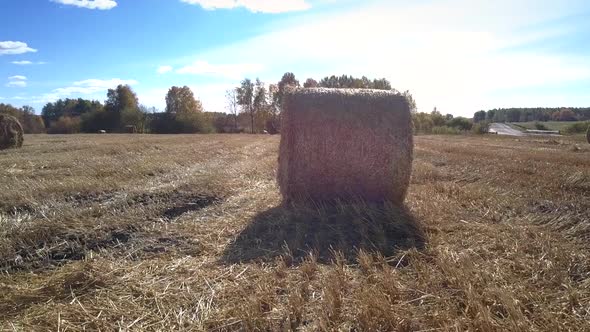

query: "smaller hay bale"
xmin=0 ymin=114 xmax=24 ymax=150
xmin=278 ymin=88 xmax=413 ymax=205
xmin=586 ymin=124 xmax=590 ymax=144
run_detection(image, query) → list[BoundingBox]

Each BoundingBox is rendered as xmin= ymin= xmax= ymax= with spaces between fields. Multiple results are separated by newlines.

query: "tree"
xmin=253 ymin=78 xmax=271 ymax=133
xmin=47 ymin=116 xmax=81 ymax=134
xmin=105 ymin=85 xmax=139 ymax=131
xmin=431 ymin=108 xmax=446 ymax=127
xmin=412 ymin=112 xmax=434 ymax=133
xmin=506 ymin=109 xmax=521 ymax=122
xmin=447 ymin=117 xmax=473 ymax=131
xmin=253 ymin=78 xmax=279 ymax=133
xmin=121 ymin=107 xmax=145 ymax=132
xmin=275 ymin=72 xmax=300 ymax=110
xmin=402 ymin=90 xmax=417 ymax=112
xmin=486 ymin=110 xmax=496 ymax=122
xmin=164 ymin=86 xmax=206 ymax=133
xmin=473 ymin=110 xmax=486 ymax=123
xmin=552 ymin=109 xmax=577 ymax=121
xmin=278 ymin=72 xmax=299 ymax=91
xmin=225 ymin=88 xmax=239 ymax=132
xmin=21 ymin=106 xmax=45 ymax=133
xmin=0 ymin=103 xmax=45 ymax=133
xmin=165 ymin=86 xmax=202 ymax=114
xmin=303 ymin=78 xmax=318 ymax=88
xmin=267 ymin=84 xmax=281 ymax=134
xmin=262 ymin=72 xmax=302 ymax=133
xmin=237 ymin=78 xmax=255 ymax=134
xmin=41 ymin=98 xmax=102 ymax=128
xmin=372 ymin=78 xmax=392 ymax=90
xmin=318 ymin=75 xmax=393 ymax=90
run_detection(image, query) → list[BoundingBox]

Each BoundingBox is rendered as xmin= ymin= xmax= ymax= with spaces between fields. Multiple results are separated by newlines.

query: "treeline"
xmin=473 ymin=108 xmax=590 ymax=123
xmin=37 ymin=85 xmax=216 ymax=134
xmin=228 ymin=73 xmax=417 ymax=134
xmin=0 ymin=104 xmax=45 ymax=133
xmin=2 ymin=73 xmax=418 ymax=135
xmin=413 ymin=108 xmax=487 ymax=135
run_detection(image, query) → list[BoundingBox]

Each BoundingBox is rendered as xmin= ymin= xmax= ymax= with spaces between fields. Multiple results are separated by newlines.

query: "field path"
xmin=488 ymin=122 xmax=526 ymax=136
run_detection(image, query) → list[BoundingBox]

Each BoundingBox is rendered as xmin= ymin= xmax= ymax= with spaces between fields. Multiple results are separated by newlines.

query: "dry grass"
xmin=1 ymin=133 xmax=589 ymax=331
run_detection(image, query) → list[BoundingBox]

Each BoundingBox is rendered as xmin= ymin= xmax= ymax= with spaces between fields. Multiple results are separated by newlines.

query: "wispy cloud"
xmin=6 ymin=81 xmax=27 ymax=88
xmin=49 ymin=78 xmax=138 ymax=97
xmin=51 ymin=0 xmax=117 ymax=10
xmin=180 ymin=0 xmax=310 ymax=13
xmin=6 ymin=75 xmax=27 ymax=88
xmin=0 ymin=41 xmax=37 ymax=55
xmin=5 ymin=78 xmax=138 ymax=105
xmin=157 ymin=65 xmax=173 ymax=74
xmin=11 ymin=60 xmax=47 ymax=65
xmin=176 ymin=60 xmax=263 ymax=79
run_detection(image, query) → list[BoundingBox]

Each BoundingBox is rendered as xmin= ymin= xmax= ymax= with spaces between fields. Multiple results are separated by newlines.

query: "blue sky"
xmin=1 ymin=0 xmax=590 ymax=117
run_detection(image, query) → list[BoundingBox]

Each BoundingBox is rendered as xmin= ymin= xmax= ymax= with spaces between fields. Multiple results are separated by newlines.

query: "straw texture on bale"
xmin=278 ymin=88 xmax=413 ymax=205
xmin=0 ymin=114 xmax=24 ymax=150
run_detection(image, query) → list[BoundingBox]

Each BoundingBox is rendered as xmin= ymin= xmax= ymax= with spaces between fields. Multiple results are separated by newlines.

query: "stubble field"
xmin=1 ymin=133 xmax=589 ymax=331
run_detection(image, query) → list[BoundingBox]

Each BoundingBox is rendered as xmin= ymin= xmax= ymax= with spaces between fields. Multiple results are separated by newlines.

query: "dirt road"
xmin=488 ymin=123 xmax=526 ymax=136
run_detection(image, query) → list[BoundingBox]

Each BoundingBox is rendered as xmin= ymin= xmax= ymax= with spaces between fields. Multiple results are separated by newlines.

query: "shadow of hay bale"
xmin=221 ymin=201 xmax=425 ymax=265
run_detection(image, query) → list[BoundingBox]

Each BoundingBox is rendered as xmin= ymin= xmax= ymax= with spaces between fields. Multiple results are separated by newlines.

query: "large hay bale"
xmin=0 ymin=114 xmax=24 ymax=150
xmin=278 ymin=88 xmax=413 ymax=205
xmin=586 ymin=124 xmax=590 ymax=144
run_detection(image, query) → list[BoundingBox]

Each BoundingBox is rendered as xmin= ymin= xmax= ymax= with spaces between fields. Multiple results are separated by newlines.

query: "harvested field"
xmin=1 ymin=133 xmax=589 ymax=331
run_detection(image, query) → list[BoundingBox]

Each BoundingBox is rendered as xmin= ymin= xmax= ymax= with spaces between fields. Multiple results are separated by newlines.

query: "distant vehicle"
xmin=98 ymin=130 xmax=106 ymax=134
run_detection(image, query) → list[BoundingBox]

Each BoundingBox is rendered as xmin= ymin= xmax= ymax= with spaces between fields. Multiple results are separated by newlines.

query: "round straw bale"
xmin=278 ymin=88 xmax=413 ymax=205
xmin=0 ymin=114 xmax=24 ymax=150
xmin=586 ymin=124 xmax=590 ymax=144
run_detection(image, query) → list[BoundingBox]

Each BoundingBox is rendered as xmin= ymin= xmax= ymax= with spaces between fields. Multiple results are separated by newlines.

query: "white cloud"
xmin=11 ymin=60 xmax=46 ymax=65
xmin=184 ymin=0 xmax=590 ymax=116
xmin=51 ymin=0 xmax=117 ymax=10
xmin=6 ymin=75 xmax=27 ymax=88
xmin=4 ymin=78 xmax=138 ymax=105
xmin=11 ymin=60 xmax=32 ymax=65
xmin=0 ymin=41 xmax=37 ymax=55
xmin=180 ymin=0 xmax=310 ymax=13
xmin=51 ymin=78 xmax=138 ymax=96
xmin=34 ymin=78 xmax=138 ymax=103
xmin=6 ymin=81 xmax=27 ymax=88
xmin=157 ymin=65 xmax=173 ymax=74
xmin=176 ymin=60 xmax=263 ymax=79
